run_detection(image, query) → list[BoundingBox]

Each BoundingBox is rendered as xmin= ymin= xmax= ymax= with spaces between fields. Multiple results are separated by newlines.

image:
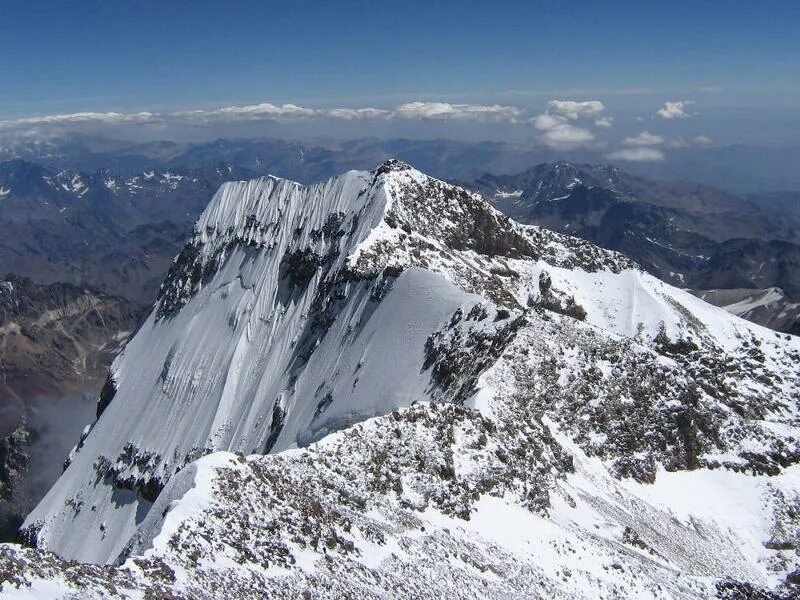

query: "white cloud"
xmin=177 ymin=102 xmax=318 ymax=121
xmin=606 ymin=147 xmax=665 ymax=162
xmin=223 ymin=103 xmax=316 ymax=119
xmin=656 ymin=100 xmax=694 ymax=119
xmin=1 ymin=111 xmax=159 ymax=127
xmin=323 ymin=107 xmax=393 ymax=120
xmin=0 ymin=101 xmax=525 ymax=135
xmin=544 ymin=123 xmax=594 ymax=147
xmin=173 ymin=101 xmax=524 ymax=123
xmin=394 ymin=102 xmax=522 ymax=121
xmin=621 ymin=131 xmax=665 ymax=146
xmin=548 ymin=100 xmax=605 ymax=120
xmin=534 ymin=114 xmax=594 ymax=148
xmin=617 ymin=132 xmax=711 ymax=150
xmin=531 ymin=99 xmax=606 ymax=148
xmin=532 ymin=113 xmax=565 ymax=130
xmin=173 ymin=102 xmax=395 ymax=122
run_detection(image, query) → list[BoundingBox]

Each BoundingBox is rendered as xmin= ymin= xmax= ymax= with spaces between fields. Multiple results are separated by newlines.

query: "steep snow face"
xmin=21 ymin=161 xmax=541 ymax=564
xmin=15 ymin=162 xmax=800 ymax=595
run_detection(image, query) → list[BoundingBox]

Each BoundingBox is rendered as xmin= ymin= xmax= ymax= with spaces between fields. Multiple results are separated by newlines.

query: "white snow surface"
xmin=722 ymin=287 xmax=786 ymax=316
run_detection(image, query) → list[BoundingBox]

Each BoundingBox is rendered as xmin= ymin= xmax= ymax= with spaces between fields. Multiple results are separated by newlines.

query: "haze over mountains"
xmin=3 ymin=134 xmax=800 ymax=192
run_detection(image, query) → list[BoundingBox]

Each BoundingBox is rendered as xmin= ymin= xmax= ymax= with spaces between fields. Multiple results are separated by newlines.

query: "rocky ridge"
xmin=468 ymin=161 xmax=800 ymax=333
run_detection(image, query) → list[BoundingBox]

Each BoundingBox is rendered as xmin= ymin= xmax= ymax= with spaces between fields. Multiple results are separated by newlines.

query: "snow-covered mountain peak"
xmin=9 ymin=164 xmax=800 ymax=597
xmin=373 ymin=157 xmax=414 ymax=174
xmin=157 ymin=162 xmax=634 ymax=320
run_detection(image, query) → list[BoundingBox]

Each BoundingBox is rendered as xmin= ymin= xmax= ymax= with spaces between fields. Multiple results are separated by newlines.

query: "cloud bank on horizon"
xmin=0 ymin=98 xmax=713 ymax=162
xmin=0 ymin=101 xmax=525 ymax=132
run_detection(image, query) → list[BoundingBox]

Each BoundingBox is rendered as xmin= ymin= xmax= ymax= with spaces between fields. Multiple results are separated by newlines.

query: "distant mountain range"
xmin=3 ymin=134 xmax=800 ymax=192
xmin=0 ymin=136 xmax=545 ymax=184
xmin=0 ymin=159 xmax=256 ymax=304
xmin=2 ymin=152 xmax=799 ymax=333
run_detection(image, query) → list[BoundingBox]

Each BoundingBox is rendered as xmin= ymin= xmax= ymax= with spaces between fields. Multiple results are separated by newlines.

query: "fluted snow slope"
xmin=22 ymin=165 xmax=482 ymax=563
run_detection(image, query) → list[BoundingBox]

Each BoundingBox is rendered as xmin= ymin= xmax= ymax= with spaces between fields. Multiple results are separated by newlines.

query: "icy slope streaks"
xmin=2 ymin=161 xmax=798 ymax=598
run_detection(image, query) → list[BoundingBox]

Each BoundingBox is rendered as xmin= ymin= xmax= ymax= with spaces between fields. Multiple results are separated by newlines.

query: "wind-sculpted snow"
xmin=4 ymin=161 xmax=799 ymax=597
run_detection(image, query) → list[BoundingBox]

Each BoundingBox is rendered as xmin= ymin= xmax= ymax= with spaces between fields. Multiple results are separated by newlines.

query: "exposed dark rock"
xmin=95 ymin=374 xmax=117 ymax=419
xmin=280 ymin=249 xmax=322 ymax=291
xmin=264 ymin=403 xmax=286 ymax=454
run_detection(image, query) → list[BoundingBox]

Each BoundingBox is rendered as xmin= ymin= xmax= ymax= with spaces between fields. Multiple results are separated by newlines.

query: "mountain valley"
xmin=0 ymin=275 xmax=139 ymax=541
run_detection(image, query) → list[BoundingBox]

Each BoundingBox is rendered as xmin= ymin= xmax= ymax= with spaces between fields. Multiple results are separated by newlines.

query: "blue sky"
xmin=1 ymin=0 xmax=798 ymax=147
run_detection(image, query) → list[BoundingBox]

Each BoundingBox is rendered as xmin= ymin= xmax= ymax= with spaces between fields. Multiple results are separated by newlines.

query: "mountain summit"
xmin=4 ymin=162 xmax=799 ymax=598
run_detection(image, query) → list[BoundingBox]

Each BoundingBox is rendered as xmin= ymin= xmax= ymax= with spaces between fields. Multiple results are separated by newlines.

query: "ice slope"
xmin=15 ymin=161 xmax=800 ymax=594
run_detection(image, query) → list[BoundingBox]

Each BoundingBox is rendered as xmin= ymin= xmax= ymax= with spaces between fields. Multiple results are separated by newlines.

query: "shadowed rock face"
xmin=0 ymin=422 xmax=30 ymax=539
xmin=0 ymin=393 xmax=97 ymax=544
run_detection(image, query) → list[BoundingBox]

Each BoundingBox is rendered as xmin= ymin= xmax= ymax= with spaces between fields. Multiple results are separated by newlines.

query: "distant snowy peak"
xmin=696 ymin=287 xmax=800 ymax=335
xmin=0 ymin=160 xmax=63 ymax=200
xmin=473 ymin=161 xmax=631 ymax=207
xmin=52 ymin=170 xmax=90 ymax=196
xmin=0 ymin=158 xmax=249 ymax=204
